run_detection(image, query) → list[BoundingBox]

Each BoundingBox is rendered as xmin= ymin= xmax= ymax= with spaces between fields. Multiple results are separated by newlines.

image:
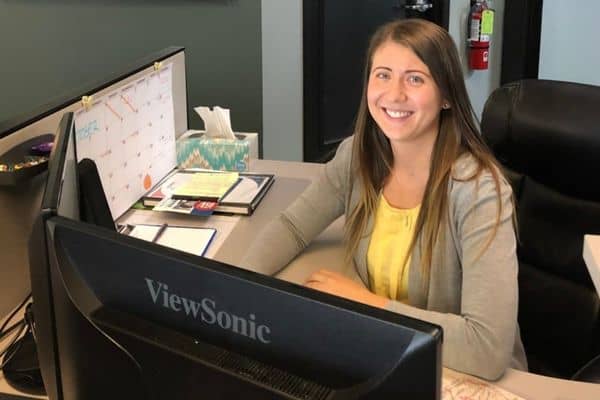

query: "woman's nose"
xmin=387 ymin=79 xmax=408 ymax=102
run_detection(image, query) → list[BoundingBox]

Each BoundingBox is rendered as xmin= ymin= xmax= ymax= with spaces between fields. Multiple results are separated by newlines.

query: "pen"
xmin=152 ymin=223 xmax=168 ymax=243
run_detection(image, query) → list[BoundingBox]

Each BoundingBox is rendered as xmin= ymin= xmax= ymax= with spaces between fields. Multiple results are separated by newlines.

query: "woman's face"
xmin=367 ymin=41 xmax=445 ymax=147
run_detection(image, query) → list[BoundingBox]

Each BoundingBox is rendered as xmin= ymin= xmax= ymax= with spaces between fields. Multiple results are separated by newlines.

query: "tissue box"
xmin=176 ymin=131 xmax=251 ymax=171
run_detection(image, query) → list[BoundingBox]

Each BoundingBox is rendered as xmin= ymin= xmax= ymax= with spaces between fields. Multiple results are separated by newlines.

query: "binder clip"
xmin=81 ymin=95 xmax=94 ymax=110
xmin=153 ymin=61 xmax=163 ymax=71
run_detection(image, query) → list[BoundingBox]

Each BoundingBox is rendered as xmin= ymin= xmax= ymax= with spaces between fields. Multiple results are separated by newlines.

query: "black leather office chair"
xmin=481 ymin=79 xmax=600 ymax=382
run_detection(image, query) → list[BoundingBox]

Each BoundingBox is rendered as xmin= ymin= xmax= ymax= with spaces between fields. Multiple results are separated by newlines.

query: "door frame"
xmin=500 ymin=0 xmax=544 ymax=85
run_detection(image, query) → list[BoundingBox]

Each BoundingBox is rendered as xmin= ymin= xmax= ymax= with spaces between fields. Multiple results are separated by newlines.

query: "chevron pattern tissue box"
xmin=176 ymin=132 xmax=249 ymax=172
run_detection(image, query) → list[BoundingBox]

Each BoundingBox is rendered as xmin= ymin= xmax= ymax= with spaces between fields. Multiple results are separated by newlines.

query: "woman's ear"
xmin=441 ymin=101 xmax=451 ymax=110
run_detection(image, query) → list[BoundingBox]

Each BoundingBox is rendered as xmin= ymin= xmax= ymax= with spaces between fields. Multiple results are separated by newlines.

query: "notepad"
xmin=128 ymin=224 xmax=216 ymax=256
xmin=171 ymin=171 xmax=239 ymax=201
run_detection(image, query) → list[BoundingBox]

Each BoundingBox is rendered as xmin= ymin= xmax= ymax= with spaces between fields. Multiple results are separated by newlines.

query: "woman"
xmin=242 ymin=18 xmax=527 ymax=380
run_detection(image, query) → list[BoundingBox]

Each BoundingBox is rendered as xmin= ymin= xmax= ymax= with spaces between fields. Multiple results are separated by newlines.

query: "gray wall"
xmin=2 ymin=1 xmax=507 ymax=162
xmin=539 ymin=0 xmax=600 ymax=86
xmin=261 ymin=0 xmax=302 ymax=161
xmin=0 ymin=0 xmax=262 ymax=136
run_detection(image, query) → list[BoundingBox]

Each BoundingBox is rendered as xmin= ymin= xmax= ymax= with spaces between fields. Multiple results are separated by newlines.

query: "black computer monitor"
xmin=29 ymin=112 xmax=443 ymax=399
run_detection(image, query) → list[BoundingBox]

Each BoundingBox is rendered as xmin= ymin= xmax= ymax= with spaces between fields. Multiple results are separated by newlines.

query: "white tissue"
xmin=194 ymin=106 xmax=236 ymax=140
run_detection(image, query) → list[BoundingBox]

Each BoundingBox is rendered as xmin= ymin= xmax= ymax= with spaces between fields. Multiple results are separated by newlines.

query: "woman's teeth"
xmin=385 ymin=109 xmax=411 ymax=118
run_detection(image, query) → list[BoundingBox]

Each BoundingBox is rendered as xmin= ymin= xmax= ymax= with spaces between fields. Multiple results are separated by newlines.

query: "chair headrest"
xmin=481 ymin=79 xmax=600 ymax=202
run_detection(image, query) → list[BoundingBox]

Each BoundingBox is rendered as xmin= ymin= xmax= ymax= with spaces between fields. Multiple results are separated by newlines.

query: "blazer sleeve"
xmin=385 ymin=172 xmax=519 ymax=380
xmin=240 ymin=137 xmax=354 ymax=275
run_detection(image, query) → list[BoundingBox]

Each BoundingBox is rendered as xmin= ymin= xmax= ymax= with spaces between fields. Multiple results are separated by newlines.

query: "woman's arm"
xmin=240 ymin=137 xmax=354 ymax=275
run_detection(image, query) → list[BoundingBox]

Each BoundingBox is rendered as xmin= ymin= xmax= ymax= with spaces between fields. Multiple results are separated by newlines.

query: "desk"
xmin=2 ymin=159 xmax=600 ymax=399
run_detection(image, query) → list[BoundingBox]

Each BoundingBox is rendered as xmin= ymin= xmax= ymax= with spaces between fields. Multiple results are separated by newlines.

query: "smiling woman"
xmin=242 ymin=18 xmax=526 ymax=381
xmin=367 ymin=41 xmax=444 ymax=149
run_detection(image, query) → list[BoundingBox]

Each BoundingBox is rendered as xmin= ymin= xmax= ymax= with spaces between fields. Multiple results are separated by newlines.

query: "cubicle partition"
xmin=0 ymin=47 xmax=187 ymax=307
xmin=0 ymin=47 xmax=188 ymax=395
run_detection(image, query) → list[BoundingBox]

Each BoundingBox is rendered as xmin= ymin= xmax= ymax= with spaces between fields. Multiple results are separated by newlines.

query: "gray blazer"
xmin=242 ymin=136 xmax=528 ymax=380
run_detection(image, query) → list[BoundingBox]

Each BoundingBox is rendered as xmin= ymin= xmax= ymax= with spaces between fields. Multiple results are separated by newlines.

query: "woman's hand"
xmin=304 ymin=269 xmax=388 ymax=308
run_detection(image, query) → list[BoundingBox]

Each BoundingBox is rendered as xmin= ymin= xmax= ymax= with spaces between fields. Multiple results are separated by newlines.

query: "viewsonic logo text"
xmin=145 ymin=278 xmax=271 ymax=344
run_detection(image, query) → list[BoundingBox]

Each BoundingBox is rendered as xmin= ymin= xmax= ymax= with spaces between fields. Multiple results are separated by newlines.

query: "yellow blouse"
xmin=367 ymin=195 xmax=420 ymax=301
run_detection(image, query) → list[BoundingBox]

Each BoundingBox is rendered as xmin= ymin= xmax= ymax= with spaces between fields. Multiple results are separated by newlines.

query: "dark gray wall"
xmin=0 ymin=0 xmax=262 ymax=135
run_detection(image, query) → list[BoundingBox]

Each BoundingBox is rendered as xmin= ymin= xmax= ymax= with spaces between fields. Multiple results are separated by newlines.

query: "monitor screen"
xmin=29 ymin=113 xmax=442 ymax=399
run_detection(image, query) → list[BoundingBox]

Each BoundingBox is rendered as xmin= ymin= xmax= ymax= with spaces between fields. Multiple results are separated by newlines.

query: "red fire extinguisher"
xmin=468 ymin=0 xmax=494 ymax=70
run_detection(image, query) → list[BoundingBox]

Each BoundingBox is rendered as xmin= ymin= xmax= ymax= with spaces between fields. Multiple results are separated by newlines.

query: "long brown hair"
xmin=344 ymin=19 xmax=507 ymax=283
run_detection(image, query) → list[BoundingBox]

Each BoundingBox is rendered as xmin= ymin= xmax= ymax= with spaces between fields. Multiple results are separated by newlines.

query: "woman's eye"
xmin=407 ymin=75 xmax=424 ymax=85
xmin=375 ymin=71 xmax=390 ymax=80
